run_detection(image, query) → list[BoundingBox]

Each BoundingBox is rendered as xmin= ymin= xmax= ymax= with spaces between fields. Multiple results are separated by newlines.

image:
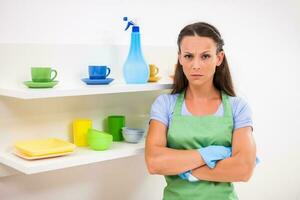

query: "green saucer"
xmin=24 ymin=81 xmax=59 ymax=88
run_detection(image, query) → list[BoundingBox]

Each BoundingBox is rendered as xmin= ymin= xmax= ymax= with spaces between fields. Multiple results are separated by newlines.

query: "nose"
xmin=191 ymin=57 xmax=201 ymax=70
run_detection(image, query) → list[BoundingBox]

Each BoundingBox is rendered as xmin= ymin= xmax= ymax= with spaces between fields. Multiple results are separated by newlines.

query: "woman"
xmin=145 ymin=22 xmax=257 ymax=200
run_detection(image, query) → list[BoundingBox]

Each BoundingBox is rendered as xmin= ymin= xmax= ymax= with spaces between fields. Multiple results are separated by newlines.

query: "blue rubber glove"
xmin=256 ymin=157 xmax=260 ymax=164
xmin=178 ymin=170 xmax=190 ymax=180
xmin=178 ymin=170 xmax=199 ymax=182
xmin=198 ymin=146 xmax=232 ymax=169
xmin=178 ymin=145 xmax=232 ymax=181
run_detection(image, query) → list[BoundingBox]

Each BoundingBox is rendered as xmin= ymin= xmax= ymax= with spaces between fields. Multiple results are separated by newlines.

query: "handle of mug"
xmin=51 ymin=69 xmax=58 ymax=81
xmin=106 ymin=67 xmax=111 ymax=77
xmin=154 ymin=67 xmax=159 ymax=75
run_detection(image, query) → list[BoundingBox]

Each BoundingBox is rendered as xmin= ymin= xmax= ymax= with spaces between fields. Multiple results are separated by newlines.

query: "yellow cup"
xmin=149 ymin=64 xmax=159 ymax=77
xmin=72 ymin=119 xmax=92 ymax=147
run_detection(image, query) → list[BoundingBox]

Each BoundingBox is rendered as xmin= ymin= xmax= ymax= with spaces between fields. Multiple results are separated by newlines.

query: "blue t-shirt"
xmin=150 ymin=93 xmax=253 ymax=131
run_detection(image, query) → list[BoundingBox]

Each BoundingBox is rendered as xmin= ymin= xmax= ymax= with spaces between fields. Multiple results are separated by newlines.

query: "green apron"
xmin=163 ymin=91 xmax=238 ymax=200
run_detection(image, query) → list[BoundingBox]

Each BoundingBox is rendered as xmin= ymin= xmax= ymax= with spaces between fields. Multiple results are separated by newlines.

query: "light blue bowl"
xmin=122 ymin=127 xmax=145 ymax=143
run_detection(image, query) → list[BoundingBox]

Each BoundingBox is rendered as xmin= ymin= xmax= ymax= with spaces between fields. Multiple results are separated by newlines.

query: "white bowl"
xmin=122 ymin=127 xmax=145 ymax=143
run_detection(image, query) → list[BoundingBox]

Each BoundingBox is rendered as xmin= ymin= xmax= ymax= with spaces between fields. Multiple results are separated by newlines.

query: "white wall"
xmin=0 ymin=0 xmax=300 ymax=199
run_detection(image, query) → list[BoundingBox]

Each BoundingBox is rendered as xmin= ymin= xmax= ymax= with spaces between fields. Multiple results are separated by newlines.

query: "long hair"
xmin=171 ymin=22 xmax=236 ymax=96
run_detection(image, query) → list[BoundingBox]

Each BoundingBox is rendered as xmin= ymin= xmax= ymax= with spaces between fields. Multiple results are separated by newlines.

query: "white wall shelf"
xmin=0 ymin=141 xmax=145 ymax=175
xmin=0 ymin=82 xmax=173 ymax=99
xmin=0 ymin=81 xmax=170 ymax=177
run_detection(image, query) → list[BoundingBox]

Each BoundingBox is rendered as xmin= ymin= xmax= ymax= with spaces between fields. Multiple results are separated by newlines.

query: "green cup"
xmin=107 ymin=115 xmax=125 ymax=141
xmin=31 ymin=67 xmax=57 ymax=82
xmin=87 ymin=128 xmax=113 ymax=151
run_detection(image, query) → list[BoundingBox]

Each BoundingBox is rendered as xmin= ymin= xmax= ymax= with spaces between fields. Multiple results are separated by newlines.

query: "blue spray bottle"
xmin=122 ymin=17 xmax=149 ymax=84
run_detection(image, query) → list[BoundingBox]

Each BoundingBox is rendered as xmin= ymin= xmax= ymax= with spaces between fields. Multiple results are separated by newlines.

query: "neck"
xmin=185 ymin=82 xmax=220 ymax=100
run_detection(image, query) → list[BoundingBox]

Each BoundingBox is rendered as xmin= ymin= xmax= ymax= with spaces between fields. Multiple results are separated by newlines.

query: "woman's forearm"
xmin=192 ymin=153 xmax=255 ymax=182
xmin=146 ymin=146 xmax=205 ymax=175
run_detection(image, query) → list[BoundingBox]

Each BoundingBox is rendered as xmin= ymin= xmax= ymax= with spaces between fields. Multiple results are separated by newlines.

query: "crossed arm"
xmin=145 ymin=119 xmax=256 ymax=182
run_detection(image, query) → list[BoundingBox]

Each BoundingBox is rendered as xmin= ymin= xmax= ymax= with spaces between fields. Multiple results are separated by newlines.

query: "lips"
xmin=190 ymin=74 xmax=204 ymax=79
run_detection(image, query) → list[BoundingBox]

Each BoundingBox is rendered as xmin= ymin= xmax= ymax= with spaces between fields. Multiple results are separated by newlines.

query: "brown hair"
xmin=171 ymin=22 xmax=236 ymax=96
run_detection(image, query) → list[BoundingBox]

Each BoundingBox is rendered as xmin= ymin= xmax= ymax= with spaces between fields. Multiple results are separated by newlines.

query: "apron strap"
xmin=221 ymin=91 xmax=233 ymax=118
xmin=173 ymin=92 xmax=184 ymax=116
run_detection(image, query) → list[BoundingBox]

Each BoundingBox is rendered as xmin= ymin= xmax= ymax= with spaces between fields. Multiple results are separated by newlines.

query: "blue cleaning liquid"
xmin=123 ymin=20 xmax=149 ymax=84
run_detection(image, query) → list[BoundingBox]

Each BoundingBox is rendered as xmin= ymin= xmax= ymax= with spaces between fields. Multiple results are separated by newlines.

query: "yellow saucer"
xmin=148 ymin=76 xmax=161 ymax=82
xmin=14 ymin=138 xmax=76 ymax=157
xmin=14 ymin=150 xmax=73 ymax=160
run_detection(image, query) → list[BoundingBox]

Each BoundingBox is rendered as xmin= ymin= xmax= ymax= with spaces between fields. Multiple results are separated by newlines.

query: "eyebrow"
xmin=183 ymin=50 xmax=211 ymax=54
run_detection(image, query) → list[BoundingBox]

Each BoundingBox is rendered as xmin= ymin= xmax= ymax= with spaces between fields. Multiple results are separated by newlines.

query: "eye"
xmin=184 ymin=54 xmax=193 ymax=59
xmin=201 ymin=54 xmax=211 ymax=60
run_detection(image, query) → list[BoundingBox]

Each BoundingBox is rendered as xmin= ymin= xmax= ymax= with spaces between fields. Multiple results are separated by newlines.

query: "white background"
xmin=0 ymin=0 xmax=300 ymax=199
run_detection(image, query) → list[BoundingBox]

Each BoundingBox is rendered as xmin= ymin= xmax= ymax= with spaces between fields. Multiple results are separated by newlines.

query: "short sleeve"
xmin=150 ymin=94 xmax=170 ymax=127
xmin=232 ymin=97 xmax=253 ymax=131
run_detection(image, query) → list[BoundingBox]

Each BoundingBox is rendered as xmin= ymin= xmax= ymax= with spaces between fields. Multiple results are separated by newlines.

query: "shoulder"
xmin=228 ymin=96 xmax=252 ymax=116
xmin=150 ymin=93 xmax=180 ymax=127
xmin=153 ymin=93 xmax=179 ymax=106
xmin=152 ymin=93 xmax=179 ymax=113
xmin=228 ymin=95 xmax=253 ymax=130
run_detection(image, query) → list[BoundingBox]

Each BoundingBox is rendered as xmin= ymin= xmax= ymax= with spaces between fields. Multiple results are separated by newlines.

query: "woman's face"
xmin=178 ymin=36 xmax=224 ymax=87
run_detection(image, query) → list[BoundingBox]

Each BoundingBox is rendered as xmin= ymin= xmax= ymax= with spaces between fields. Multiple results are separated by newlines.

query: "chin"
xmin=189 ymin=80 xmax=205 ymax=86
xmin=188 ymin=77 xmax=211 ymax=87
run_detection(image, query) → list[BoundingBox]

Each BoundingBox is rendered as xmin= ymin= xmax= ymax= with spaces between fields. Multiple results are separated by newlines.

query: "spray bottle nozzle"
xmin=123 ymin=16 xmax=137 ymax=31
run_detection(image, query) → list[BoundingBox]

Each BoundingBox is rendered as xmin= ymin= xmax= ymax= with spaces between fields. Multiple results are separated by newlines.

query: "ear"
xmin=216 ymin=51 xmax=225 ymax=67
